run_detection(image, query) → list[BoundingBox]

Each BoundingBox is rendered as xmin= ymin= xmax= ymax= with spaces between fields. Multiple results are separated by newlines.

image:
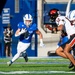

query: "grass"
xmin=0 ymin=57 xmax=75 ymax=75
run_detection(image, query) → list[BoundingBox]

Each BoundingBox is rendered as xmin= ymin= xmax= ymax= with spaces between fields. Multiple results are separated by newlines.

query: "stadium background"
xmin=0 ymin=0 xmax=75 ymax=57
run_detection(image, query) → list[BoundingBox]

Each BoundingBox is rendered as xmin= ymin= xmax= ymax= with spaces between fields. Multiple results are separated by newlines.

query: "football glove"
xmin=20 ymin=28 xmax=27 ymax=34
xmin=15 ymin=28 xmax=27 ymax=37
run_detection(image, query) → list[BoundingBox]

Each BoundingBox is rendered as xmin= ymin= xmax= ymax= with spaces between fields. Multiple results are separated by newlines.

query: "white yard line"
xmin=0 ymin=71 xmax=75 ymax=74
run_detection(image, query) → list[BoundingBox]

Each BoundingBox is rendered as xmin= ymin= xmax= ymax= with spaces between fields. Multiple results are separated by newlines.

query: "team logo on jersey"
xmin=29 ymin=31 xmax=33 ymax=34
xmin=23 ymin=30 xmax=29 ymax=39
xmin=56 ymin=18 xmax=60 ymax=22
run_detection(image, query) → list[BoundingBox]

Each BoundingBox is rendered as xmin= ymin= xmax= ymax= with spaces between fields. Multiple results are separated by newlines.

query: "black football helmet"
xmin=49 ymin=8 xmax=59 ymax=22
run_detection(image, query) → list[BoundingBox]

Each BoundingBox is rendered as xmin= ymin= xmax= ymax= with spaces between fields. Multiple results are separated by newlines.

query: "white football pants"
xmin=11 ymin=41 xmax=30 ymax=62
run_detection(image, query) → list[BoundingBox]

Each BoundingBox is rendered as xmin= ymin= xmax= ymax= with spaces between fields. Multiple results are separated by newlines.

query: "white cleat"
xmin=7 ymin=61 xmax=12 ymax=66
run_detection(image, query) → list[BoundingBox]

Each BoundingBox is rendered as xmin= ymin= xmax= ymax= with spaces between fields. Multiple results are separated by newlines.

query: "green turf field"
xmin=0 ymin=57 xmax=75 ymax=75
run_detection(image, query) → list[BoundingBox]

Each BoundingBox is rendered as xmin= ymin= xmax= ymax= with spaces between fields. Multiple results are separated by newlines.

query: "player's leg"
xmin=7 ymin=52 xmax=21 ymax=66
xmin=65 ymin=35 xmax=75 ymax=70
xmin=68 ymin=50 xmax=74 ymax=68
xmin=64 ymin=44 xmax=75 ymax=70
xmin=16 ymin=42 xmax=30 ymax=62
xmin=55 ymin=46 xmax=68 ymax=58
xmin=7 ymin=42 xmax=22 ymax=66
xmin=21 ymin=51 xmax=28 ymax=62
xmin=7 ymin=42 xmax=30 ymax=66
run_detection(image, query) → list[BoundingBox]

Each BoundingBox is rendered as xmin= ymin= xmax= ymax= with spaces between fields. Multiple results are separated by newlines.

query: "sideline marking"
xmin=0 ymin=62 xmax=69 ymax=64
xmin=0 ymin=71 xmax=75 ymax=74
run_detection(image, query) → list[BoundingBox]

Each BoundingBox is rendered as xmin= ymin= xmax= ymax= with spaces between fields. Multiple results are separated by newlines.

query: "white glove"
xmin=15 ymin=28 xmax=27 ymax=37
xmin=20 ymin=28 xmax=26 ymax=34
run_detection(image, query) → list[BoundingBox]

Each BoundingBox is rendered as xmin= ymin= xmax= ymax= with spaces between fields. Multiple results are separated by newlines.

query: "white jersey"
xmin=56 ymin=16 xmax=75 ymax=38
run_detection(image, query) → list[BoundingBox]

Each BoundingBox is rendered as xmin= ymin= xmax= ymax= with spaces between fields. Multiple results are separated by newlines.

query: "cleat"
xmin=7 ymin=61 xmax=12 ymax=66
xmin=24 ymin=53 xmax=28 ymax=62
xmin=70 ymin=66 xmax=75 ymax=71
xmin=68 ymin=62 xmax=74 ymax=68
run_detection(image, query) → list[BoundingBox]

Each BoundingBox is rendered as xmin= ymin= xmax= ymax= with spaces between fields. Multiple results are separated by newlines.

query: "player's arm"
xmin=45 ymin=25 xmax=53 ymax=30
xmin=45 ymin=24 xmax=63 ymax=32
xmin=57 ymin=25 xmax=63 ymax=31
xmin=15 ymin=29 xmax=21 ymax=37
xmin=52 ymin=25 xmax=63 ymax=33
xmin=36 ymin=30 xmax=43 ymax=39
xmin=15 ymin=28 xmax=27 ymax=37
xmin=55 ymin=17 xmax=64 ymax=31
xmin=36 ymin=30 xmax=45 ymax=47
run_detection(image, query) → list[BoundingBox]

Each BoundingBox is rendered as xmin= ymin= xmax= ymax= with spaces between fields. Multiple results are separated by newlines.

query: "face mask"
xmin=24 ymin=20 xmax=32 ymax=27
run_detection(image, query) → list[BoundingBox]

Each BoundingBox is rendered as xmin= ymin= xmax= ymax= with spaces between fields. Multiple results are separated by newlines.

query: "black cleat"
xmin=71 ymin=66 xmax=75 ymax=71
xmin=68 ymin=62 xmax=74 ymax=68
xmin=24 ymin=53 xmax=28 ymax=62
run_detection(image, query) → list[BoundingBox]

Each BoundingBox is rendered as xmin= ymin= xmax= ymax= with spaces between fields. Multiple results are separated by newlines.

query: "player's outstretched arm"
xmin=36 ymin=30 xmax=45 ymax=47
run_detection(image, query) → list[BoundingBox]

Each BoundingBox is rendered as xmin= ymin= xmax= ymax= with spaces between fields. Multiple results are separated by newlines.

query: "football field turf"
xmin=0 ymin=57 xmax=75 ymax=75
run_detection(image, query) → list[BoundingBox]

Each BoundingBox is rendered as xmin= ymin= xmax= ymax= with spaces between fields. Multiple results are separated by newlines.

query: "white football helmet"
xmin=23 ymin=14 xmax=33 ymax=26
xmin=67 ymin=10 xmax=75 ymax=21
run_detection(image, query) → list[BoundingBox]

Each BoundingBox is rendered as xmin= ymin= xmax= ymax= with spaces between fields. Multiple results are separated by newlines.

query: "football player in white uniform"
xmin=7 ymin=14 xmax=45 ymax=66
xmin=49 ymin=9 xmax=75 ymax=71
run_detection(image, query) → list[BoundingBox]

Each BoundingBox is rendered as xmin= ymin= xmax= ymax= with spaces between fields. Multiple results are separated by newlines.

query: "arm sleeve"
xmin=17 ymin=22 xmax=23 ymax=29
xmin=32 ymin=23 xmax=38 ymax=31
